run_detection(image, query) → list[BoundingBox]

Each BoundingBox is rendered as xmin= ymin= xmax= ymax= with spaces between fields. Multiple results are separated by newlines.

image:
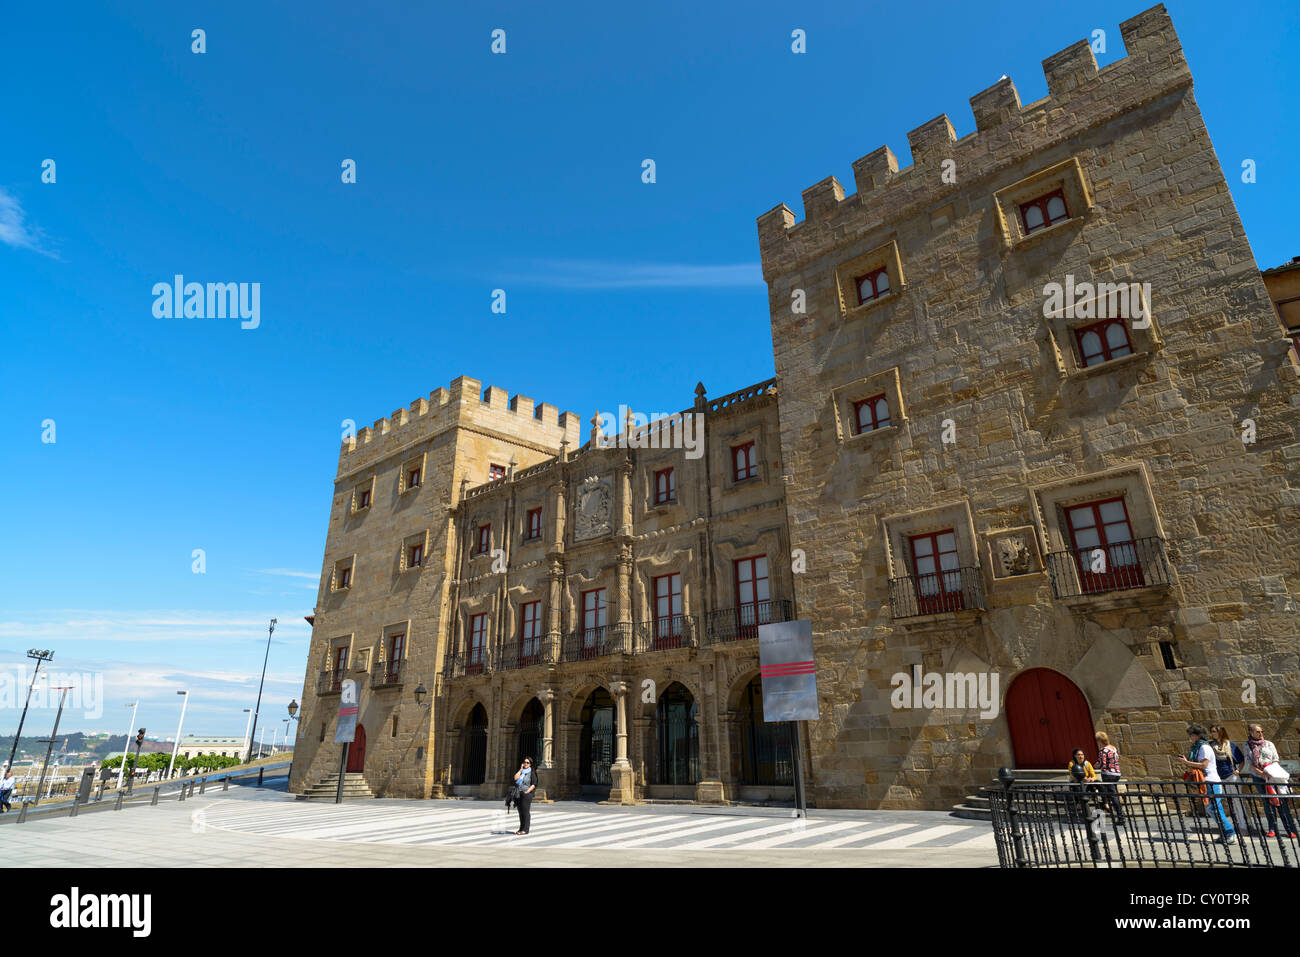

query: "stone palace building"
xmin=290 ymin=4 xmax=1300 ymax=810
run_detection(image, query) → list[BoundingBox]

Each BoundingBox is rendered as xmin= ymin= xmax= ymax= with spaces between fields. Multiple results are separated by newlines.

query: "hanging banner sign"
xmin=334 ymin=679 xmax=359 ymax=743
xmin=758 ymin=619 xmax=819 ymax=722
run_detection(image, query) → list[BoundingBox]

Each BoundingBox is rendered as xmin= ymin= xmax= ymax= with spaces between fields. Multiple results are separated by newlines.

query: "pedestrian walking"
xmin=514 ymin=756 xmax=538 ymax=836
xmin=1178 ymin=724 xmax=1236 ymax=845
xmin=0 ymin=768 xmax=15 ymax=812
xmin=1244 ymin=724 xmax=1297 ymax=839
xmin=1210 ymin=724 xmax=1248 ymax=836
xmin=1094 ymin=731 xmax=1125 ymax=827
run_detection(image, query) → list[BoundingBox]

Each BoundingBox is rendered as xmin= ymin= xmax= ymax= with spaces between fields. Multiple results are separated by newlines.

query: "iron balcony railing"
xmin=988 ymin=771 xmax=1300 ymax=868
xmin=560 ymin=623 xmax=632 ymax=663
xmin=1046 ymin=537 xmax=1170 ymax=599
xmin=887 ymin=566 xmax=986 ymax=619
xmin=371 ymin=659 xmax=404 ymax=689
xmin=630 ymin=615 xmax=699 ymax=654
xmin=317 ymin=670 xmax=343 ymax=695
xmin=707 ymin=600 xmax=794 ymax=643
xmin=497 ymin=636 xmax=557 ymax=671
xmin=444 ymin=652 xmax=489 ymax=679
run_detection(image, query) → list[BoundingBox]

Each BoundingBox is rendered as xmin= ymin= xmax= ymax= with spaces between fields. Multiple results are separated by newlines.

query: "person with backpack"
xmin=1094 ymin=731 xmax=1125 ymax=827
xmin=514 ymin=756 xmax=538 ymax=836
xmin=1178 ymin=723 xmax=1236 ymax=845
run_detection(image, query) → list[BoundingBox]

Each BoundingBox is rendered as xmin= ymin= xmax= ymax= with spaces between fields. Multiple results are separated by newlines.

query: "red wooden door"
xmin=1005 ymin=669 xmax=1094 ymax=769
xmin=346 ymin=724 xmax=366 ymax=772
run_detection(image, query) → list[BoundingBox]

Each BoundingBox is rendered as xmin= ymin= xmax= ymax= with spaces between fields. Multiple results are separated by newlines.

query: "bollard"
xmin=200 ymin=777 xmax=207 ymax=795
xmin=69 ymin=798 xmax=79 ymax=818
xmin=222 ymin=776 xmax=230 ymax=792
xmin=258 ymin=768 xmax=264 ymax=787
xmin=114 ymin=790 xmax=124 ymax=811
xmin=17 ymin=800 xmax=30 ymax=823
xmin=151 ymin=786 xmax=160 ymax=806
xmin=178 ymin=782 xmax=186 ymax=802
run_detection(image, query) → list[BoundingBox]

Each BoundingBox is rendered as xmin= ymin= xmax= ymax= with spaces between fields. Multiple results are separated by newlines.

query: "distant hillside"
xmin=1 ymin=732 xmax=171 ymax=762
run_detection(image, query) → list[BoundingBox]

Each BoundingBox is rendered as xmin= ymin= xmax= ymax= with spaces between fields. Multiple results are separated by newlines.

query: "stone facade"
xmin=291 ymin=4 xmax=1300 ymax=811
xmin=758 ymin=3 xmax=1300 ymax=809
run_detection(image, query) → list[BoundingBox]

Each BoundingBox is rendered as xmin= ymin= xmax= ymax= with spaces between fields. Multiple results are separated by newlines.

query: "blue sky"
xmin=1 ymin=0 xmax=1296 ymax=741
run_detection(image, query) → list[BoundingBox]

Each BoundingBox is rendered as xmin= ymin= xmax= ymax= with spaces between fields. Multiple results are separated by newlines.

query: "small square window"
xmin=489 ymin=463 xmax=506 ymax=481
xmin=357 ymin=488 xmax=371 ymax=509
xmin=654 ymin=467 xmax=676 ymax=504
xmin=853 ymin=394 xmax=891 ymax=434
xmin=526 ymin=508 xmax=542 ymax=541
xmin=1019 ymin=189 xmax=1069 ymax=235
xmin=408 ymin=543 xmax=423 ymax=568
xmin=732 ymin=442 xmax=757 ymax=482
xmin=1074 ymin=318 xmax=1134 ymax=367
xmin=408 ymin=467 xmax=421 ymax=488
xmin=333 ymin=558 xmax=354 ymax=591
xmin=855 ymin=268 xmax=891 ymax=305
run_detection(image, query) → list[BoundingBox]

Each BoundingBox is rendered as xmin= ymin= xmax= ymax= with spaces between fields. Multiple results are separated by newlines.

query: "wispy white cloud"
xmin=0 ymin=186 xmax=56 ymax=258
xmin=0 ymin=609 xmax=312 ymax=644
xmin=502 ymin=259 xmax=761 ymax=290
xmin=254 ymin=567 xmax=320 ymax=589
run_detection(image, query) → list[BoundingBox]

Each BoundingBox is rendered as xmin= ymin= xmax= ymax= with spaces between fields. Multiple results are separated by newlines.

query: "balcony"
xmin=317 ymin=670 xmax=343 ymax=695
xmin=560 ymin=624 xmax=632 ymax=663
xmin=888 ymin=567 xmax=987 ymax=620
xmin=444 ymin=652 xmax=489 ymax=679
xmin=1046 ymin=537 xmax=1170 ymax=600
xmin=706 ymin=600 xmax=794 ymax=644
xmin=371 ymin=659 xmax=405 ymax=689
xmin=630 ymin=615 xmax=699 ymax=654
xmin=497 ymin=637 xmax=555 ymax=671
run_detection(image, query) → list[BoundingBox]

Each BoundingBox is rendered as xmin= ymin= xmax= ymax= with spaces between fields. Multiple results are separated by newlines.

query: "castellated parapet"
xmin=336 ymin=374 xmax=581 ymax=478
xmin=757 ymin=4 xmax=1190 ymax=280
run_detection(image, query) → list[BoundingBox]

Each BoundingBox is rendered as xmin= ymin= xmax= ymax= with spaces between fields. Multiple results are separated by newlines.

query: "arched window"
xmin=739 ymin=676 xmax=794 ymax=786
xmin=653 ymin=683 xmax=699 ymax=785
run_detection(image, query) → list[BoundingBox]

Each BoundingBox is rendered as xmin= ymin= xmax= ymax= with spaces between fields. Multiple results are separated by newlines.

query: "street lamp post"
xmin=258 ymin=726 xmax=266 ymax=760
xmin=33 ymin=687 xmax=72 ymax=806
xmin=246 ymin=618 xmax=277 ymax=764
xmin=115 ymin=701 xmax=139 ymax=790
xmin=6 ymin=649 xmax=54 ymax=772
xmin=241 ymin=708 xmax=253 ymax=765
xmin=167 ymin=690 xmax=189 ymax=779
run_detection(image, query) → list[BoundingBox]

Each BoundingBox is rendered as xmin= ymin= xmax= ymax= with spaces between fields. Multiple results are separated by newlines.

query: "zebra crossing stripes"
xmin=197 ymin=799 xmax=995 ymax=853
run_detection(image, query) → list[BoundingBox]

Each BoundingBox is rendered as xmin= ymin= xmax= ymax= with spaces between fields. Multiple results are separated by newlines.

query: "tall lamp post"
xmin=287 ymin=700 xmax=299 ymax=779
xmin=241 ymin=708 xmax=253 ymax=765
xmin=246 ymin=619 xmax=277 ymax=764
xmin=115 ymin=701 xmax=139 ymax=790
xmin=6 ymin=649 xmax=54 ymax=772
xmin=167 ymin=690 xmax=189 ymax=779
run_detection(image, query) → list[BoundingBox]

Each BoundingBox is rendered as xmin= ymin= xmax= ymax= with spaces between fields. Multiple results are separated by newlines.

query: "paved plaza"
xmin=1 ymin=778 xmax=997 ymax=867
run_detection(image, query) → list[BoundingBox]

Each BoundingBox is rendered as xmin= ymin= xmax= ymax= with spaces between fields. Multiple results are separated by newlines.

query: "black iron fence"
xmin=370 ymin=659 xmax=404 ymax=689
xmin=497 ymin=637 xmax=555 ymax=671
xmin=443 ymin=653 xmax=489 ymax=679
xmin=630 ymin=615 xmax=699 ymax=653
xmin=707 ymin=600 xmax=794 ymax=643
xmin=1045 ymin=536 xmax=1170 ymax=599
xmin=317 ymin=670 xmax=342 ymax=695
xmin=887 ymin=566 xmax=986 ymax=618
xmin=560 ymin=624 xmax=632 ymax=662
xmin=988 ymin=771 xmax=1300 ymax=868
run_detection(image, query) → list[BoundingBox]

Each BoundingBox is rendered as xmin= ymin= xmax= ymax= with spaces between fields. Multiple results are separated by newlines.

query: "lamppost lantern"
xmin=288 ymin=699 xmax=298 ymax=718
xmin=414 ymin=683 xmax=427 ymax=708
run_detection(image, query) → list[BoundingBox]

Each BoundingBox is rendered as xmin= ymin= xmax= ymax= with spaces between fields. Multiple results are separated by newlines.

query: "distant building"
xmin=176 ymin=735 xmax=247 ymax=759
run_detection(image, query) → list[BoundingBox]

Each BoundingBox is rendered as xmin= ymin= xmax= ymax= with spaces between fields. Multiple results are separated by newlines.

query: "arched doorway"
xmin=739 ymin=676 xmax=794 ymax=786
xmin=346 ymin=724 xmax=366 ymax=772
xmin=516 ymin=698 xmax=544 ymax=768
xmin=652 ymin=682 xmax=699 ymax=798
xmin=1004 ymin=668 xmax=1095 ymax=768
xmin=579 ymin=688 xmax=615 ymax=798
xmin=460 ymin=704 xmax=488 ymax=785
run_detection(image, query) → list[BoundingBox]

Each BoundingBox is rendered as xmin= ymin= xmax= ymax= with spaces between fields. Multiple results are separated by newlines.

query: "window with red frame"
xmin=489 ymin=463 xmax=506 ymax=481
xmin=408 ymin=543 xmax=423 ymax=568
xmin=1019 ymin=189 xmax=1069 ymax=235
xmin=734 ymin=555 xmax=770 ymax=638
xmin=468 ymin=614 xmax=487 ymax=673
xmin=520 ymin=601 xmax=542 ymax=663
xmin=358 ymin=489 xmax=371 ymax=509
xmin=853 ymin=394 xmax=891 ymax=434
xmin=654 ymin=467 xmax=676 ymax=504
xmin=476 ymin=524 xmax=490 ymax=554
xmin=733 ymin=442 xmax=757 ymax=482
xmin=338 ymin=566 xmax=351 ymax=589
xmin=332 ymin=646 xmax=348 ymax=689
xmin=526 ymin=508 xmax=542 ymax=540
xmin=653 ymin=573 xmax=683 ymax=648
xmin=407 ymin=467 xmax=421 ymax=489
xmin=387 ymin=633 xmax=404 ymax=680
xmin=909 ymin=530 xmax=963 ymax=614
xmin=1066 ymin=497 xmax=1142 ymax=593
xmin=1074 ymin=318 xmax=1133 ymax=367
xmin=581 ymin=588 xmax=607 ymax=657
xmin=855 ymin=267 xmax=891 ymax=304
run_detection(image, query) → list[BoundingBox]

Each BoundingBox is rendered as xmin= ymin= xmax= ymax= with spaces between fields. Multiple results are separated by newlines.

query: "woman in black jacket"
xmin=514 ymin=757 xmax=538 ymax=835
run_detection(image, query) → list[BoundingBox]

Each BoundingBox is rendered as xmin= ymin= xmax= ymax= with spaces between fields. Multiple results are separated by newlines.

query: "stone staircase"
xmin=301 ymin=772 xmax=375 ymax=801
xmin=951 ymin=770 xmax=1171 ymax=822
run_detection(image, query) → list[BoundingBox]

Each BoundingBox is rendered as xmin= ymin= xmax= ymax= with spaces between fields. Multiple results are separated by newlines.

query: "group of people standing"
xmin=1066 ymin=724 xmax=1296 ymax=843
